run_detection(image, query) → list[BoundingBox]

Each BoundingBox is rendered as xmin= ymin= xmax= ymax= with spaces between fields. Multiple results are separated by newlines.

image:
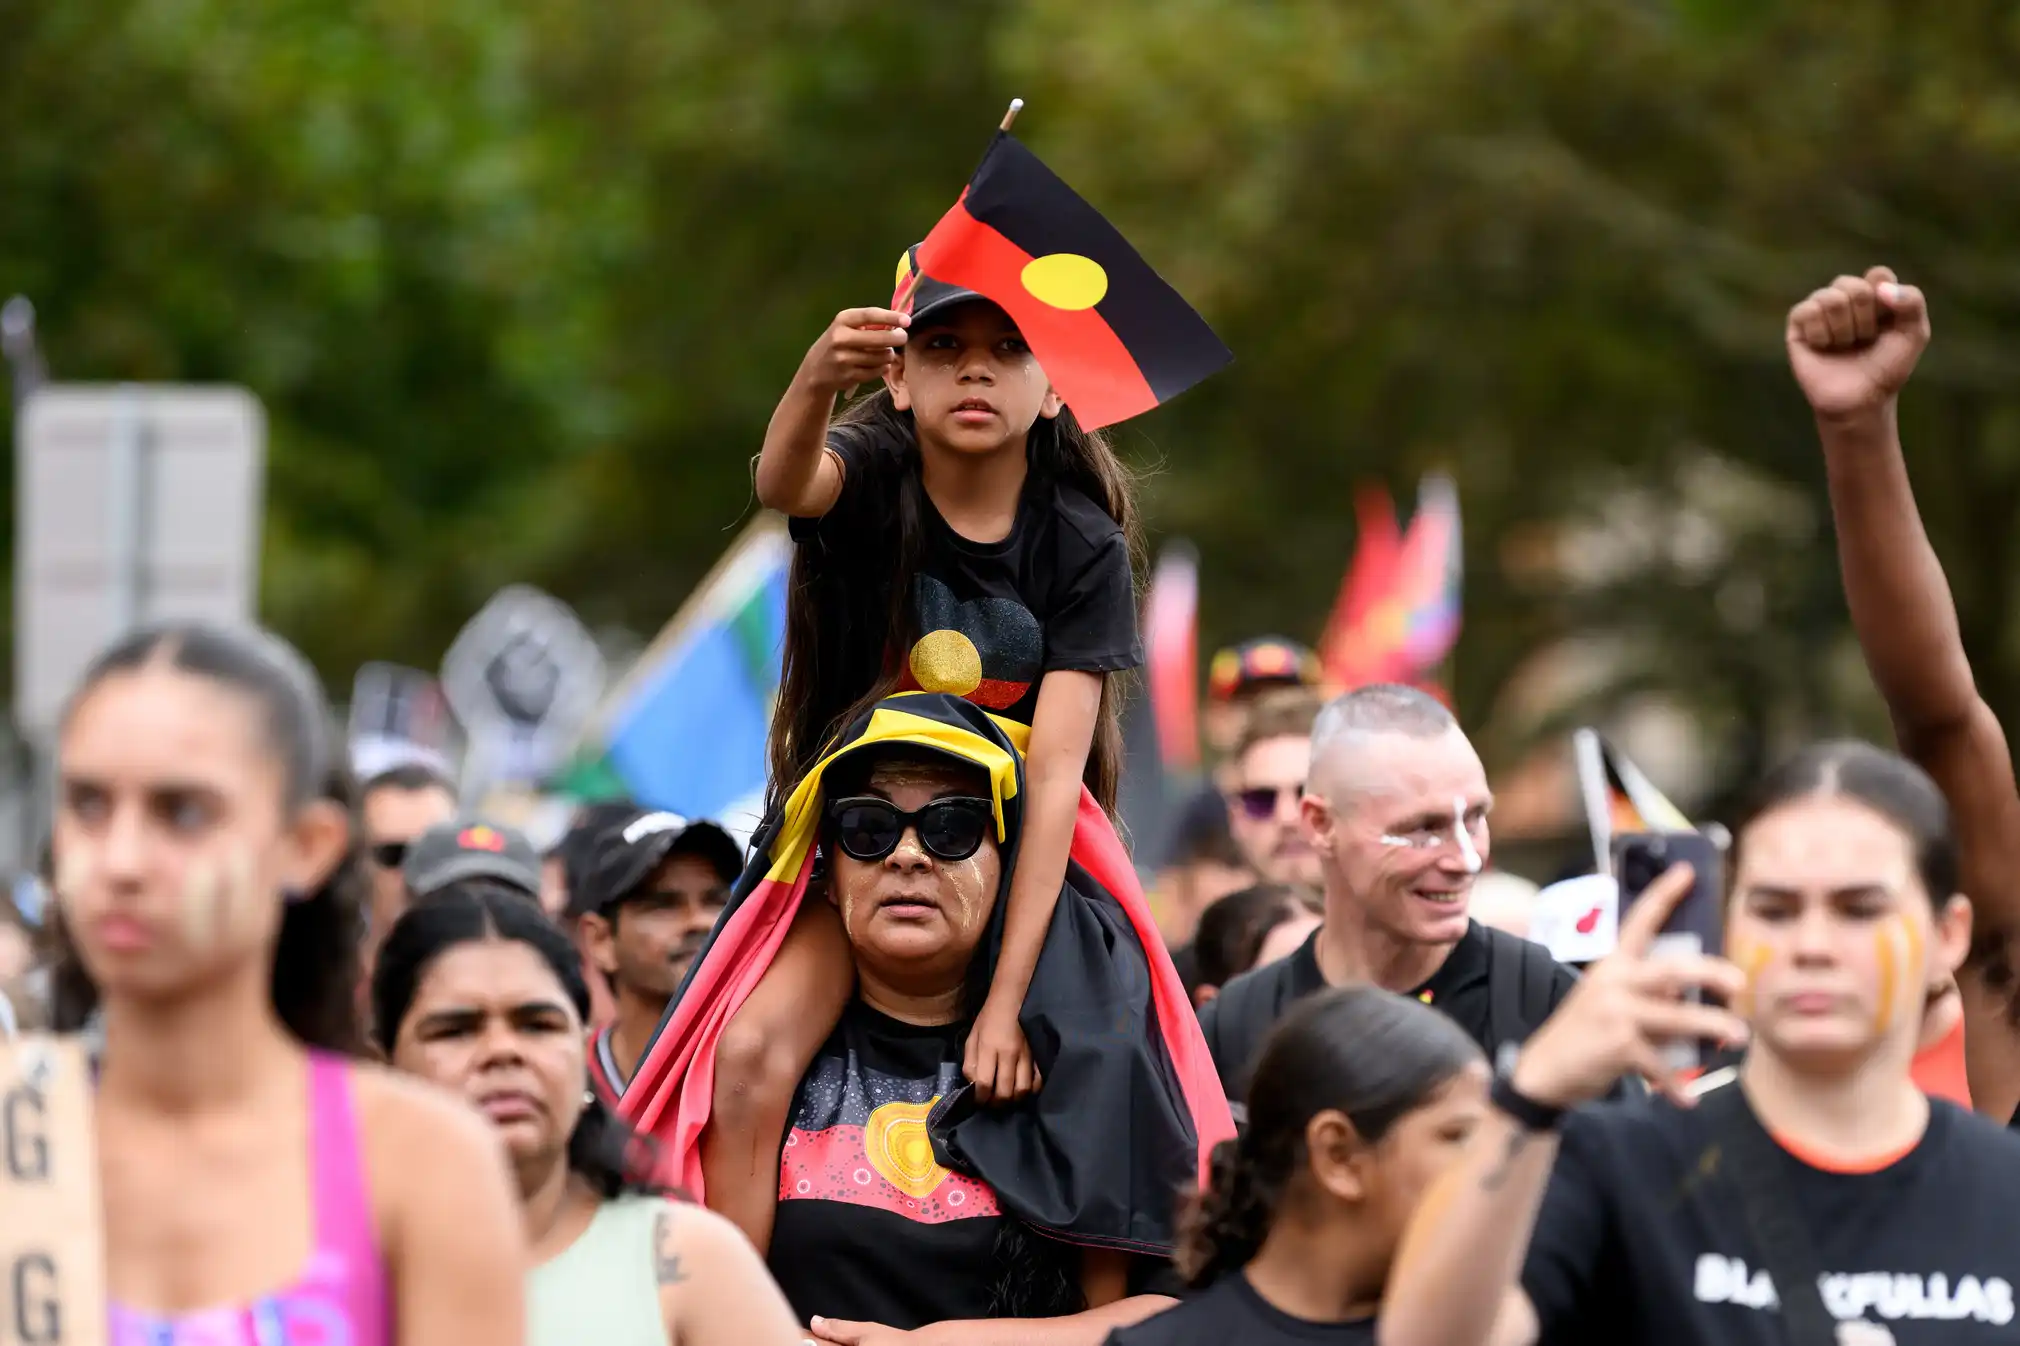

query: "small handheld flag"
xmin=1573 ymin=728 xmax=1695 ymax=874
xmin=898 ymin=111 xmax=1232 ymax=430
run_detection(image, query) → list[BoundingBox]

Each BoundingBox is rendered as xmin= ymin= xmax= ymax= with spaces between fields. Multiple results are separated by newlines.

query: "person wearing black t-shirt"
xmin=769 ymin=741 xmax=1178 ymax=1342
xmin=1384 ymin=741 xmax=2020 ymax=1346
xmin=1109 ymin=986 xmax=1488 ymax=1346
xmin=1199 ymin=685 xmax=1576 ymax=1104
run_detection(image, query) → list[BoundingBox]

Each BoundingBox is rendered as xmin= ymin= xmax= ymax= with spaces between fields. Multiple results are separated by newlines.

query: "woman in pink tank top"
xmin=46 ymin=622 xmax=527 ymax=1346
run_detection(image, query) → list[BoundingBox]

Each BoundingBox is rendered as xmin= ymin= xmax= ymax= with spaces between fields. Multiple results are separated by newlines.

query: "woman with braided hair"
xmin=1109 ymin=987 xmax=1488 ymax=1345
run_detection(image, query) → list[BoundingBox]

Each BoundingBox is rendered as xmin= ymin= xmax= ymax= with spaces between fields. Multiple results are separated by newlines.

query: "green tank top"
xmin=529 ymin=1193 xmax=670 ymax=1346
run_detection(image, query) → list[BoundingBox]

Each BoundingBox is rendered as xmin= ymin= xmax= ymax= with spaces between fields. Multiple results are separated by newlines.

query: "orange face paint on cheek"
xmin=1873 ymin=919 xmax=1901 ymax=1036
xmin=1899 ymin=913 xmax=1925 ymax=1024
xmin=1734 ymin=943 xmax=1771 ymax=1019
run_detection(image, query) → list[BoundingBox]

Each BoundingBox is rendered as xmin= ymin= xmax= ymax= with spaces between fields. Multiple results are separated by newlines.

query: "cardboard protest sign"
xmin=0 ymin=1035 xmax=104 ymax=1346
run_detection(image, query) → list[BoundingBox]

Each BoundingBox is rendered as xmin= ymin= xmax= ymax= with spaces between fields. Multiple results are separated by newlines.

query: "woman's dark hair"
xmin=1730 ymin=740 xmax=1957 ymax=906
xmin=1192 ymin=884 xmax=1307 ymax=992
xmin=49 ymin=621 xmax=368 ymax=1054
xmin=768 ymin=383 xmax=1141 ymax=819
xmin=1180 ymin=986 xmax=1482 ymax=1288
xmin=370 ymin=879 xmax=664 ymax=1199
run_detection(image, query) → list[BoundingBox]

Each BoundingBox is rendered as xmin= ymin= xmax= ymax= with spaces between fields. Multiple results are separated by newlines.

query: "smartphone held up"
xmin=1613 ymin=830 xmax=1726 ymax=1072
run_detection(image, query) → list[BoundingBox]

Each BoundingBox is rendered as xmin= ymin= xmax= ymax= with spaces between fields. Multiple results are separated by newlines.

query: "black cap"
xmin=897 ymin=243 xmax=989 ymax=329
xmin=403 ymin=821 xmax=543 ymax=901
xmin=571 ymin=808 xmax=744 ymax=919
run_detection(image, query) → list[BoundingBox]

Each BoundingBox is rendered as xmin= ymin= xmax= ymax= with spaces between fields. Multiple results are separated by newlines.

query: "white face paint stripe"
xmin=1453 ymin=795 xmax=1482 ymax=874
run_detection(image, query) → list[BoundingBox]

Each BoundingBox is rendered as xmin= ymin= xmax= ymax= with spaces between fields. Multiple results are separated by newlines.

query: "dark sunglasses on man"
xmin=370 ymin=841 xmax=409 ymax=869
xmin=825 ymin=796 xmax=994 ymax=864
xmin=1231 ymin=783 xmax=1303 ymax=822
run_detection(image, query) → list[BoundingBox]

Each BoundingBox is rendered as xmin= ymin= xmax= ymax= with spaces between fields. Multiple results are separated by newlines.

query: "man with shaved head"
xmin=1198 ymin=683 xmax=1579 ymax=1100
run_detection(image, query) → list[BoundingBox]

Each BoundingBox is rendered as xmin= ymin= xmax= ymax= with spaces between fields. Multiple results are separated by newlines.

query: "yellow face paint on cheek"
xmin=179 ymin=859 xmax=224 ymax=950
xmin=1872 ymin=916 xmax=1916 ymax=1036
xmin=1898 ymin=913 xmax=1925 ymax=1027
xmin=1733 ymin=943 xmax=1771 ymax=1019
xmin=53 ymin=847 xmax=95 ymax=908
xmin=938 ymin=855 xmax=987 ymax=930
xmin=219 ymin=848 xmax=257 ymax=944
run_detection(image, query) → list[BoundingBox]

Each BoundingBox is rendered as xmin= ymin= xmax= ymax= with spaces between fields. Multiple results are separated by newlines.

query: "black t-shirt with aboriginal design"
xmin=769 ymin=1000 xmax=1082 ymax=1328
xmin=790 ymin=428 xmax=1141 ymax=726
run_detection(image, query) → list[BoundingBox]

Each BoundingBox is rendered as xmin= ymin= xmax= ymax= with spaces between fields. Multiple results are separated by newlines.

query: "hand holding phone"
xmin=1612 ymin=831 xmax=1724 ymax=1072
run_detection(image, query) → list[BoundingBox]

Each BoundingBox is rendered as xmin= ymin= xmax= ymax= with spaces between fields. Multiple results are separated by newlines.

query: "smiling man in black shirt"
xmin=1199 ymin=684 xmax=1573 ymax=1101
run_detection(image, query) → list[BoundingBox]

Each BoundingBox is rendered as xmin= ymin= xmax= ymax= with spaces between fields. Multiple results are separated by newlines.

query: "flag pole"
xmin=894 ymin=100 xmax=1022 ymax=313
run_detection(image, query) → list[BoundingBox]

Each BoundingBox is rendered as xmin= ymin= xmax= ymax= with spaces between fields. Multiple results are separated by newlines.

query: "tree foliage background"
xmin=6 ymin=0 xmax=2019 ymax=810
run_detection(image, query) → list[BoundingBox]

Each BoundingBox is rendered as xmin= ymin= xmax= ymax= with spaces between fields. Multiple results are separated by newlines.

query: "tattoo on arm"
xmin=1479 ymin=1129 xmax=1536 ymax=1193
xmin=653 ymin=1208 xmax=688 ymax=1287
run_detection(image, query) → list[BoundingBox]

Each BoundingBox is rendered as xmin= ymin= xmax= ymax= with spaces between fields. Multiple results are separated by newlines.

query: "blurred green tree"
xmin=5 ymin=0 xmax=2018 ymax=808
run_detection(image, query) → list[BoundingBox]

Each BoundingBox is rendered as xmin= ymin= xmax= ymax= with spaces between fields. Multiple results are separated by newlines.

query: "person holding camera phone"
xmin=1381 ymin=741 xmax=2020 ymax=1346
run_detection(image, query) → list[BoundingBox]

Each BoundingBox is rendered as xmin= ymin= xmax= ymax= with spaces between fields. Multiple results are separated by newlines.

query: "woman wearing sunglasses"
xmin=617 ymin=692 xmax=1233 ymax=1342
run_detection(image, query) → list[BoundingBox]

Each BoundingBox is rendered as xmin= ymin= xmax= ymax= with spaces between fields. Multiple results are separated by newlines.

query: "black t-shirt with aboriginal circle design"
xmin=791 ymin=428 xmax=1141 ymax=726
xmin=769 ymin=999 xmax=1080 ymax=1328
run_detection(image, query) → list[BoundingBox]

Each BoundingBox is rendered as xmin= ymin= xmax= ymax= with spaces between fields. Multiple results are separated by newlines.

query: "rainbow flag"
xmin=556 ymin=517 xmax=790 ymax=845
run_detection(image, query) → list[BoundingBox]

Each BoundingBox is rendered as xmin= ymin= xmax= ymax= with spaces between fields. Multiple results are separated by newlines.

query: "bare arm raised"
xmin=1793 ymin=266 xmax=2020 ymax=1119
xmin=754 ymin=307 xmax=910 ymax=517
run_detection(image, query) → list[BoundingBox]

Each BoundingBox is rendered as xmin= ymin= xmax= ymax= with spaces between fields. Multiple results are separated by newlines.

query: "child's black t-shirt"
xmin=1522 ymin=1082 xmax=2020 ymax=1344
xmin=791 ymin=428 xmax=1141 ymax=726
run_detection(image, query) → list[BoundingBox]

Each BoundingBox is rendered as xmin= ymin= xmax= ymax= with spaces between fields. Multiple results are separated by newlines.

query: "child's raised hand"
xmin=796 ymin=307 xmax=910 ymax=396
xmin=963 ymin=997 xmax=1040 ymax=1104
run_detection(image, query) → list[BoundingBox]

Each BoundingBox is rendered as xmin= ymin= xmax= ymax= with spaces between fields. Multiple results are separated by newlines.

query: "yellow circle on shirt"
xmin=1021 ymin=253 xmax=1109 ymax=311
xmin=865 ymin=1097 xmax=949 ymax=1198
xmin=909 ymin=629 xmax=984 ymax=697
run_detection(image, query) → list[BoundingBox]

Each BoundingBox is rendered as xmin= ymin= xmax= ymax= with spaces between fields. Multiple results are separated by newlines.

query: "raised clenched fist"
xmin=1786 ymin=266 xmax=1931 ymax=422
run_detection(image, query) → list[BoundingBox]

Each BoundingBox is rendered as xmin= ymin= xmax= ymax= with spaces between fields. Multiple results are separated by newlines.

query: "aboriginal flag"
xmin=1572 ymin=728 xmax=1694 ymax=871
xmin=901 ymin=132 xmax=1233 ymax=431
xmin=619 ymin=691 xmax=1234 ymax=1253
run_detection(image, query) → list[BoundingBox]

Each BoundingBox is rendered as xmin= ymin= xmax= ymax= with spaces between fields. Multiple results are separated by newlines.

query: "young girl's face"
xmin=54 ymin=666 xmax=332 ymax=1003
xmin=887 ymin=299 xmax=1064 ymax=454
xmin=1728 ymin=794 xmax=1969 ymax=1069
xmin=1360 ymin=1062 xmax=1490 ymax=1266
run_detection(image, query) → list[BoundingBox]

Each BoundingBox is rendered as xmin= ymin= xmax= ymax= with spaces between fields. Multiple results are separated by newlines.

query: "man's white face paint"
xmin=1452 ymin=794 xmax=1483 ymax=874
xmin=1378 ymin=796 xmax=1483 ymax=872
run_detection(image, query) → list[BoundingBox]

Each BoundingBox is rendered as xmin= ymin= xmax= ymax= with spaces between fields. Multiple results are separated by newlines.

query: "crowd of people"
xmin=11 ymin=261 xmax=2020 ymax=1345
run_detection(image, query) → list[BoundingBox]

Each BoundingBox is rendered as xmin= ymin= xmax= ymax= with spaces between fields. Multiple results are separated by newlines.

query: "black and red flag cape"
xmin=618 ymin=691 xmax=1235 ymax=1253
xmin=900 ymin=131 xmax=1233 ymax=431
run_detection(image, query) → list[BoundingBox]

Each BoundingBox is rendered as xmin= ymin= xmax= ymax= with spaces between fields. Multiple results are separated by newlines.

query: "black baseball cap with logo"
xmin=403 ymin=821 xmax=543 ymax=901
xmin=569 ymin=808 xmax=744 ymax=919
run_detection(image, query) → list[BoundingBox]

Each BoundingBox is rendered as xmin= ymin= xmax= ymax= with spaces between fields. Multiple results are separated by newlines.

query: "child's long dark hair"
xmin=768 ymin=386 xmax=1140 ymax=818
xmin=1180 ymin=986 xmax=1482 ymax=1288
